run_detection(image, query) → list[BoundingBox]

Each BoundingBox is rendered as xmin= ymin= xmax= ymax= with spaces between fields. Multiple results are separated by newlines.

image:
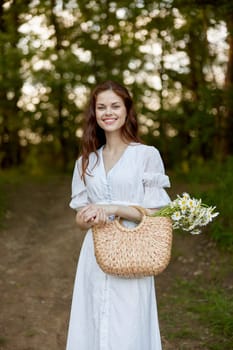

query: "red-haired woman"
xmin=66 ymin=81 xmax=170 ymax=350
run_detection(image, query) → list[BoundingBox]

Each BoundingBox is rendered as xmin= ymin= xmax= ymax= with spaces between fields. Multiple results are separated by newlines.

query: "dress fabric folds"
xmin=66 ymin=143 xmax=171 ymax=350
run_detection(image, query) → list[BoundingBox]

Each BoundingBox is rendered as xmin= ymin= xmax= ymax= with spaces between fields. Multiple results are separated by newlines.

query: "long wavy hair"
xmin=80 ymin=80 xmax=141 ymax=179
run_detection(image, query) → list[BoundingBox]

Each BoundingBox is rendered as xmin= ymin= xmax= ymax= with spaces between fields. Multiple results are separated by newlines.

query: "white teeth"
xmin=103 ymin=118 xmax=116 ymax=122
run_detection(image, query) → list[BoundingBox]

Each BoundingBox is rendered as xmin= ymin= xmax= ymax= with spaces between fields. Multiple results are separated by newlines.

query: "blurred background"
xmin=1 ymin=0 xmax=232 ymax=171
xmin=0 ymin=1 xmax=233 ymax=349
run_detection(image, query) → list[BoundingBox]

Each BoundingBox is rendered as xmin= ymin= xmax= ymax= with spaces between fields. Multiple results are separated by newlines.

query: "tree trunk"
xmin=50 ymin=0 xmax=69 ymax=170
xmin=0 ymin=0 xmax=23 ymax=168
xmin=219 ymin=13 xmax=233 ymax=158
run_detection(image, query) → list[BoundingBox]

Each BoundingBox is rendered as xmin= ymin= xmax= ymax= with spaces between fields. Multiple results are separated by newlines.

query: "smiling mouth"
xmin=102 ymin=117 xmax=118 ymax=124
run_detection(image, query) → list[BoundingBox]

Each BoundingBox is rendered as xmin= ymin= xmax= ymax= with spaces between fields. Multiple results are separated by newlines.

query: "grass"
xmin=0 ymin=336 xmax=8 ymax=345
xmin=160 ymin=277 xmax=233 ymax=349
xmin=171 ymin=156 xmax=233 ymax=250
xmin=0 ymin=175 xmax=8 ymax=226
xmin=160 ymin=155 xmax=233 ymax=349
xmin=0 ymin=167 xmax=70 ymax=229
xmin=0 ymin=168 xmax=29 ymax=225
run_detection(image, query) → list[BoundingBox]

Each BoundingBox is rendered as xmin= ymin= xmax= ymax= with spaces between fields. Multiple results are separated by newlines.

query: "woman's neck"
xmin=104 ymin=133 xmax=128 ymax=152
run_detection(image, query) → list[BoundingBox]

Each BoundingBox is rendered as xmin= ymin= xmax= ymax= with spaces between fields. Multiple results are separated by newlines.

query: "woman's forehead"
xmin=96 ymin=90 xmax=123 ymax=104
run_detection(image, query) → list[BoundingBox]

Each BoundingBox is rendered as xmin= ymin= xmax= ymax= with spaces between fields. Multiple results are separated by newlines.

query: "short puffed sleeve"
xmin=142 ymin=147 xmax=171 ymax=208
xmin=69 ymin=158 xmax=89 ymax=210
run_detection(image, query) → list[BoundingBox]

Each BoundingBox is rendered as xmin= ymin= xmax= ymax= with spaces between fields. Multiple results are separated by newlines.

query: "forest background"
xmin=1 ymin=0 xmax=233 ymax=246
xmin=0 ymin=0 xmax=233 ymax=349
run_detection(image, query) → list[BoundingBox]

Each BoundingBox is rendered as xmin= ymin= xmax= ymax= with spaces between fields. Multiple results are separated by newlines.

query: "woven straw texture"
xmin=93 ymin=209 xmax=173 ymax=278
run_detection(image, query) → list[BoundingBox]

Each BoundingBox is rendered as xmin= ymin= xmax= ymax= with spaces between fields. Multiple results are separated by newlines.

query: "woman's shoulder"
xmin=77 ymin=148 xmax=101 ymax=161
xmin=129 ymin=142 xmax=160 ymax=156
xmin=75 ymin=148 xmax=100 ymax=169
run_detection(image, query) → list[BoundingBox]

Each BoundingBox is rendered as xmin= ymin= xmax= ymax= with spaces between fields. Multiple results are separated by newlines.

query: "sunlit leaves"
xmin=0 ymin=0 xmax=232 ymax=169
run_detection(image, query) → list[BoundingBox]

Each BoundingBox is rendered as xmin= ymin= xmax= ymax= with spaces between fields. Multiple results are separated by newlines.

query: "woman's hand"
xmin=76 ymin=204 xmax=113 ymax=228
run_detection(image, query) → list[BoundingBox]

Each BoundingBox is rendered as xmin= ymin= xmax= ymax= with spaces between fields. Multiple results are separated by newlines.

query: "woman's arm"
xmin=75 ymin=204 xmax=158 ymax=230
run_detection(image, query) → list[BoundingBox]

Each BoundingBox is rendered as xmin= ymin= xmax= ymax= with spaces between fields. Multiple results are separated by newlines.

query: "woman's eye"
xmin=112 ymin=105 xmax=120 ymax=109
xmin=97 ymin=106 xmax=105 ymax=110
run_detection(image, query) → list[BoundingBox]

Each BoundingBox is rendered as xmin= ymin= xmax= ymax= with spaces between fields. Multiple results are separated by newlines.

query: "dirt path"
xmin=0 ymin=176 xmax=84 ymax=350
xmin=0 ymin=176 xmax=230 ymax=349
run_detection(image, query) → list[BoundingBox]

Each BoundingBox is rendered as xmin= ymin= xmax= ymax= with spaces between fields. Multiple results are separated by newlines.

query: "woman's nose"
xmin=105 ymin=107 xmax=112 ymax=115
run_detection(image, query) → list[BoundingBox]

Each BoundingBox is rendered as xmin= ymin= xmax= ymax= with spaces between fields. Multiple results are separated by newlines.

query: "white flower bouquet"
xmin=152 ymin=192 xmax=219 ymax=234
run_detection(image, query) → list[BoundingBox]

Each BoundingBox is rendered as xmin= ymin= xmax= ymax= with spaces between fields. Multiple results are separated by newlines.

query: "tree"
xmin=0 ymin=0 xmax=30 ymax=167
xmin=0 ymin=0 xmax=231 ymax=170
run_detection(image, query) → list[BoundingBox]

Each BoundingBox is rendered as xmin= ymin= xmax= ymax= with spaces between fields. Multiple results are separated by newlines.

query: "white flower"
xmin=182 ymin=192 xmax=190 ymax=199
xmin=153 ymin=192 xmax=219 ymax=234
xmin=171 ymin=211 xmax=181 ymax=221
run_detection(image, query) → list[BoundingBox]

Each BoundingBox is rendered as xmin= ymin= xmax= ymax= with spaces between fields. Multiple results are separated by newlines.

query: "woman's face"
xmin=95 ymin=90 xmax=127 ymax=134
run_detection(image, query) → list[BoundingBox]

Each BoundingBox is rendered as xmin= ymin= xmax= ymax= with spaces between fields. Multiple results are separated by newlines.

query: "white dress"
xmin=66 ymin=143 xmax=171 ymax=350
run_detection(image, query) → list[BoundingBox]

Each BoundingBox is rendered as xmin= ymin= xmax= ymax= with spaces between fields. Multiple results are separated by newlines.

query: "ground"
xmin=0 ymin=176 xmax=231 ymax=350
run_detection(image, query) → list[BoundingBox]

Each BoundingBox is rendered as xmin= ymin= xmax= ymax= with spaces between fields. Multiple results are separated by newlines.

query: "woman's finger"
xmin=93 ymin=208 xmax=108 ymax=224
xmin=79 ymin=204 xmax=93 ymax=215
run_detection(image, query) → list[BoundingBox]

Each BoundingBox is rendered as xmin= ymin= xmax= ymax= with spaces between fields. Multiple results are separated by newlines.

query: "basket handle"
xmin=115 ymin=205 xmax=147 ymax=228
xmin=130 ymin=205 xmax=147 ymax=217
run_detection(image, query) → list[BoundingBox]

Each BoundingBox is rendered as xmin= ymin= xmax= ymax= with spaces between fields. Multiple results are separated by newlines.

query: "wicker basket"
xmin=92 ymin=206 xmax=173 ymax=278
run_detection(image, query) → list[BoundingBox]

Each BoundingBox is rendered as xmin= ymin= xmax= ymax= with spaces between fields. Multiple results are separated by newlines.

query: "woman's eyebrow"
xmin=96 ymin=101 xmax=121 ymax=106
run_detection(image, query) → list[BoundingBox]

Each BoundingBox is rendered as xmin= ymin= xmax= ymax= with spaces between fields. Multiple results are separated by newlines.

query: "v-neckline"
xmin=100 ymin=144 xmax=130 ymax=177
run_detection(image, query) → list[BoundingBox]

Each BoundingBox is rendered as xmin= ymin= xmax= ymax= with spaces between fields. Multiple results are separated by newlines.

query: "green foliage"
xmin=173 ymin=156 xmax=233 ymax=249
xmin=0 ymin=177 xmax=6 ymax=225
xmin=0 ymin=168 xmax=25 ymax=226
xmin=0 ymin=0 xmax=232 ymax=170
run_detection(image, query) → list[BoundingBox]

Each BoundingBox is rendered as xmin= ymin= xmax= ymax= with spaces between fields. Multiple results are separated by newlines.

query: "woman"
xmin=66 ymin=80 xmax=171 ymax=350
